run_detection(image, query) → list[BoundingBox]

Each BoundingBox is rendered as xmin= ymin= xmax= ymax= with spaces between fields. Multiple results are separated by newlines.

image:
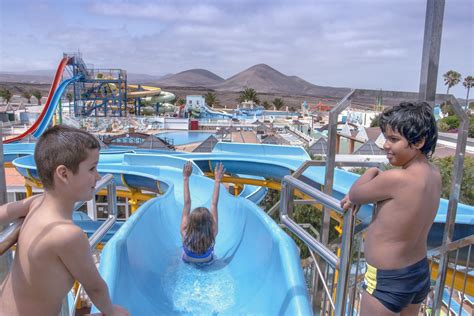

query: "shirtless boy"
xmin=341 ymin=101 xmax=441 ymax=315
xmin=0 ymin=125 xmax=129 ymax=316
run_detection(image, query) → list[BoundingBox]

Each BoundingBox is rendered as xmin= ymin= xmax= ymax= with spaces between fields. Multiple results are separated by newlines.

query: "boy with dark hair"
xmin=0 ymin=125 xmax=129 ymax=316
xmin=341 ymin=101 xmax=441 ymax=316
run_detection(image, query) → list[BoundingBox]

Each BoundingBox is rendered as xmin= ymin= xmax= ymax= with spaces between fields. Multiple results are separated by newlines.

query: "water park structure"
xmin=0 ymin=1 xmax=473 ymax=315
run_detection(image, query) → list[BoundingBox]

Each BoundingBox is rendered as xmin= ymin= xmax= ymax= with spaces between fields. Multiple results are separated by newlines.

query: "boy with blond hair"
xmin=0 ymin=125 xmax=128 ymax=316
xmin=342 ymin=102 xmax=441 ymax=316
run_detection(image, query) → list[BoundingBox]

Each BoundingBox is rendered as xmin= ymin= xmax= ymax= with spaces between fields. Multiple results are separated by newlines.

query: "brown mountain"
xmin=153 ymin=69 xmax=225 ymax=87
xmin=212 ymin=64 xmax=350 ymax=97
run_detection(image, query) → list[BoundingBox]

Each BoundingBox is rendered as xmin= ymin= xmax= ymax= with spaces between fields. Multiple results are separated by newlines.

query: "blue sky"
xmin=0 ymin=0 xmax=472 ymax=98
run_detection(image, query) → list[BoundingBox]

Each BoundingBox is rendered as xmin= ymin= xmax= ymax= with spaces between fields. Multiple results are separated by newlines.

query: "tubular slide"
xmin=200 ymin=103 xmax=233 ymax=118
xmin=4 ymin=57 xmax=70 ymax=143
xmin=7 ymin=142 xmax=474 ymax=314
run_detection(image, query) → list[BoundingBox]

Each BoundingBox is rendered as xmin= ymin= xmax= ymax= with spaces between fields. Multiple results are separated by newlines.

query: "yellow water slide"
xmin=127 ymin=84 xmax=162 ymax=97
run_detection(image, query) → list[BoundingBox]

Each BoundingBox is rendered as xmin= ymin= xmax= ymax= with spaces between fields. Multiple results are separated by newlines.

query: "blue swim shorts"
xmin=363 ymin=257 xmax=431 ymax=313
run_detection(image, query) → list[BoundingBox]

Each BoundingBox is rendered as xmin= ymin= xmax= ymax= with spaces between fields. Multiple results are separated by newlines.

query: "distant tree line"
xmin=0 ymin=88 xmax=43 ymax=105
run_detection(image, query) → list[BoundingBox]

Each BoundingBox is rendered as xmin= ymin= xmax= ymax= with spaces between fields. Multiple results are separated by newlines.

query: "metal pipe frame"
xmin=280 ymin=173 xmax=363 ymax=314
xmin=0 ymin=128 xmax=12 ymax=283
xmin=335 ymin=205 xmax=360 ymax=316
xmin=433 ymin=96 xmax=469 ymax=315
xmin=280 ymin=177 xmax=339 ymax=268
xmin=323 ymin=89 xmax=356 ymax=246
xmin=71 ymin=174 xmax=118 ymax=316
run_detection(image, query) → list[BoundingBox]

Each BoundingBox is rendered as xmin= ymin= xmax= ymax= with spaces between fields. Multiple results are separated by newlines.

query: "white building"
xmin=186 ymin=95 xmax=206 ymax=109
xmin=339 ymin=109 xmax=379 ymax=128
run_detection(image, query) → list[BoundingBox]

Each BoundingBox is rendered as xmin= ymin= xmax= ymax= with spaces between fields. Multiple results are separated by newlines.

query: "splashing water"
xmin=162 ymin=253 xmax=235 ymax=314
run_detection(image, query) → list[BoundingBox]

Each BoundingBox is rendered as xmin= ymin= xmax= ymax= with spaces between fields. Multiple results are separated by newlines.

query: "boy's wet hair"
xmin=184 ymin=207 xmax=215 ymax=254
xmin=34 ymin=125 xmax=100 ymax=189
xmin=379 ymin=101 xmax=438 ymax=158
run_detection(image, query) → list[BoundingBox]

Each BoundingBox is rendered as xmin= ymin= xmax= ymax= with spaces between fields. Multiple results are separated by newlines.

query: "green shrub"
xmin=433 ymin=156 xmax=474 ymax=206
xmin=440 ymin=116 xmax=460 ymax=130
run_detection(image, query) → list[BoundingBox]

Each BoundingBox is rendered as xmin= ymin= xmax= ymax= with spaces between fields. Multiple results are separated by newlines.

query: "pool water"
xmin=156 ymin=131 xmax=215 ymax=145
xmin=161 ymin=254 xmax=236 ymax=314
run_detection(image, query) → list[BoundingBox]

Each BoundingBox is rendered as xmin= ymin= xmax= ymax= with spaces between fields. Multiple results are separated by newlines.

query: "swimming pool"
xmin=156 ymin=131 xmax=215 ymax=145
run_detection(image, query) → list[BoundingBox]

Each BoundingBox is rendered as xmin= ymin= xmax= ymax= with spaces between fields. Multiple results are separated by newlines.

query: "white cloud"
xmin=0 ymin=0 xmax=472 ymax=97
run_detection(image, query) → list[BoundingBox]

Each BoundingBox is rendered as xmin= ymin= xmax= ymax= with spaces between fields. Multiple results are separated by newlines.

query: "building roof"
xmin=193 ymin=135 xmax=219 ymax=153
xmin=255 ymin=123 xmax=273 ymax=133
xmin=261 ymin=134 xmax=290 ymax=145
xmin=216 ymin=127 xmax=233 ymax=135
xmin=138 ymin=135 xmax=173 ymax=150
xmin=353 ymin=139 xmax=385 ymax=155
xmin=365 ymin=127 xmax=382 ymax=141
xmin=308 ymin=137 xmax=328 ymax=155
xmin=0 ymin=104 xmax=13 ymax=113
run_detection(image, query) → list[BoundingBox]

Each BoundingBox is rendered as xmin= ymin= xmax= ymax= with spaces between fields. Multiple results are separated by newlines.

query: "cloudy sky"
xmin=0 ymin=0 xmax=472 ymax=98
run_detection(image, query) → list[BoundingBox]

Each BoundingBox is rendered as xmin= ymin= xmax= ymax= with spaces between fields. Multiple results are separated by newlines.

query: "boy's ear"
xmin=54 ymin=165 xmax=70 ymax=185
xmin=414 ymin=137 xmax=425 ymax=150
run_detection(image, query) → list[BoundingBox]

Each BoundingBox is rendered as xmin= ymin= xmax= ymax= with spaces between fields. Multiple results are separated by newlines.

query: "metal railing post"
xmin=433 ymin=97 xmax=469 ymax=315
xmin=71 ymin=174 xmax=118 ymax=316
xmin=323 ymin=90 xmax=355 ymax=245
xmin=334 ymin=205 xmax=359 ymax=315
xmin=0 ymin=128 xmax=12 ymax=284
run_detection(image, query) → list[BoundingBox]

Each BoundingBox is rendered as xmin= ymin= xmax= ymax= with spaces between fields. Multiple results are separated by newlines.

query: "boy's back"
xmin=364 ymin=160 xmax=441 ymax=269
xmin=0 ymin=197 xmax=80 ymax=315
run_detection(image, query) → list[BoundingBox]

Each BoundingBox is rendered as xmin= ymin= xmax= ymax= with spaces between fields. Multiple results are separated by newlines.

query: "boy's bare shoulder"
xmin=378 ymin=168 xmax=409 ymax=184
xmin=48 ymin=222 xmax=87 ymax=250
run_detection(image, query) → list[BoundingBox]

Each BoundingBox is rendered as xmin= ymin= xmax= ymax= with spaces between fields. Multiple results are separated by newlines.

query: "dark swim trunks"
xmin=363 ymin=257 xmax=431 ymax=313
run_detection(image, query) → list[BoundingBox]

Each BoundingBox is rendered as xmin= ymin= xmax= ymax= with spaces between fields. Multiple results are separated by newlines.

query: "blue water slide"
xmin=74 ymin=154 xmax=309 ymax=314
xmin=8 ymin=142 xmax=474 ymax=314
xmin=32 ymin=75 xmax=82 ymax=138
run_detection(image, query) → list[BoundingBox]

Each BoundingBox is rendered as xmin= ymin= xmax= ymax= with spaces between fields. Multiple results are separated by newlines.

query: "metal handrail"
xmin=0 ymin=175 xmax=117 ymax=255
xmin=433 ymin=95 xmax=470 ymax=316
xmin=280 ymin=174 xmax=361 ymax=315
xmin=429 ymin=235 xmax=474 ymax=256
xmin=280 ymin=176 xmax=340 ymax=268
xmin=71 ymin=174 xmax=118 ymax=316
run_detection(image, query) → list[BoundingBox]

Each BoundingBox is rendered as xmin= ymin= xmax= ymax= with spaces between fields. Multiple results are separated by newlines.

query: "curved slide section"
xmin=12 ymin=154 xmax=311 ymax=314
xmin=4 ymin=57 xmax=70 ymax=143
xmin=96 ymin=161 xmax=310 ymax=314
xmin=200 ymin=103 xmax=233 ymax=118
xmin=127 ymin=84 xmax=162 ymax=98
xmin=32 ymin=75 xmax=83 ymax=137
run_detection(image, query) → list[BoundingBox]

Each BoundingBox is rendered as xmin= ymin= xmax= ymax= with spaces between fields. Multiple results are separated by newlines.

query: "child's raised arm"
xmin=0 ymin=194 xmax=43 ymax=226
xmin=180 ymin=161 xmax=193 ymax=239
xmin=211 ymin=163 xmax=224 ymax=237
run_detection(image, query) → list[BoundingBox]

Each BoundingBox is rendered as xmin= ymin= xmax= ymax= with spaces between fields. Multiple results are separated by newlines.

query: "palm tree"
xmin=0 ymin=88 xmax=12 ymax=103
xmin=238 ymin=88 xmax=260 ymax=104
xmin=272 ymin=98 xmax=285 ymax=111
xmin=443 ymin=70 xmax=462 ymax=94
xmin=262 ymin=100 xmax=271 ymax=110
xmin=463 ymin=75 xmax=474 ymax=108
xmin=204 ymin=92 xmax=219 ymax=108
xmin=31 ymin=90 xmax=42 ymax=105
xmin=21 ymin=91 xmax=32 ymax=103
